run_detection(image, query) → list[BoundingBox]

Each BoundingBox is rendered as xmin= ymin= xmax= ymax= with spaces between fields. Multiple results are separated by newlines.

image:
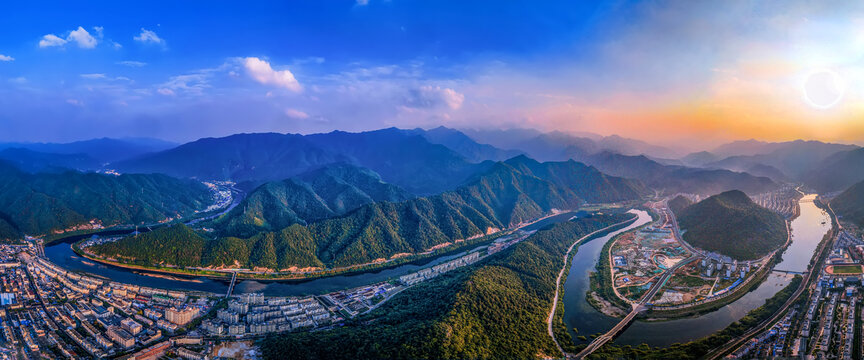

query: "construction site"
xmin=608 ymin=200 xmax=761 ymax=307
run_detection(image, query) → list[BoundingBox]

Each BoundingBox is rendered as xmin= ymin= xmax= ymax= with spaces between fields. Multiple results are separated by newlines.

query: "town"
xmin=0 ymin=213 xmax=537 ymax=359
xmin=730 ymin=198 xmax=864 ymax=359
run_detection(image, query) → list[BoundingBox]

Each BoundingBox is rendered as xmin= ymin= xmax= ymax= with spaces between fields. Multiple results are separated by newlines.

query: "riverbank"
xmin=72 ymin=208 xmax=602 ymax=282
xmin=590 ymin=203 xmax=797 ymax=321
xmin=73 ymin=230 xmax=505 ymax=282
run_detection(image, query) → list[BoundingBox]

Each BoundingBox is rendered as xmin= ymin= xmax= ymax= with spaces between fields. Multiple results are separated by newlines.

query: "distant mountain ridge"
xmin=0 ymin=148 xmax=101 ymax=173
xmin=404 ymin=126 xmax=523 ymax=162
xmin=830 ymin=179 xmax=864 ymax=228
xmin=702 ymin=140 xmax=857 ymax=181
xmin=805 ymin=148 xmax=864 ymax=192
xmin=114 ymin=128 xmax=493 ymax=195
xmin=0 ymin=137 xmax=177 ymax=164
xmin=576 ymin=151 xmax=778 ymax=196
xmin=460 ymin=128 xmax=684 ymax=160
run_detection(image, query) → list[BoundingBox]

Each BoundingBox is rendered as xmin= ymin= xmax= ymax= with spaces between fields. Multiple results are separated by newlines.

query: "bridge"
xmin=772 ymin=269 xmax=804 ymax=275
xmin=225 ymin=272 xmax=238 ymax=298
xmin=575 ymin=255 xmax=698 ymax=359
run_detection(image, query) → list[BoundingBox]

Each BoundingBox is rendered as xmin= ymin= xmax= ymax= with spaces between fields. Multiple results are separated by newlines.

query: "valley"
xmin=0 ymin=127 xmax=859 ymax=360
xmin=8 ymin=4 xmax=864 ymax=359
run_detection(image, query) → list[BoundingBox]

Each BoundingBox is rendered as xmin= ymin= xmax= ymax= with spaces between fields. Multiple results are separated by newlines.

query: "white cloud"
xmin=284 ymin=108 xmax=310 ymax=119
xmin=157 ymin=88 xmax=175 ymax=96
xmin=157 ymin=73 xmax=210 ymax=96
xmin=8 ymin=77 xmax=27 ymax=84
xmin=80 ymin=73 xmax=107 ymax=79
xmin=0 ymin=54 xmax=13 ymax=62
xmin=39 ymin=34 xmax=68 ymax=48
xmin=356 ymin=0 xmax=369 ymax=5
xmin=67 ymin=27 xmax=98 ymax=48
xmin=39 ymin=26 xmax=99 ymax=49
xmin=243 ymin=57 xmax=302 ymax=92
xmin=134 ymin=28 xmax=165 ymax=45
xmin=117 ymin=60 xmax=146 ymax=67
xmin=405 ymin=86 xmax=465 ymax=110
xmin=66 ymin=99 xmax=83 ymax=106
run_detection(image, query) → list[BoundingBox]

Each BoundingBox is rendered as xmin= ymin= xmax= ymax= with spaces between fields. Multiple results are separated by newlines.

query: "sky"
xmin=2 ymin=1 xmax=864 ymax=147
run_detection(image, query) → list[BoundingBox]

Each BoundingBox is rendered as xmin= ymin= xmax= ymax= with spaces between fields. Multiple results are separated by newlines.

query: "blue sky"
xmin=2 ymin=1 xmax=864 ymax=145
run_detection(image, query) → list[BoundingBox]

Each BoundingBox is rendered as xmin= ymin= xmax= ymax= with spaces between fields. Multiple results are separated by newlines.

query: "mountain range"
xmin=805 ymin=148 xmax=864 ymax=193
xmin=575 ymin=152 xmax=778 ymax=196
xmin=90 ymin=156 xmax=647 ymax=269
xmin=113 ymin=129 xmax=492 ymax=195
xmin=0 ymin=160 xmax=212 ymax=241
xmin=0 ymin=137 xmax=176 ymax=164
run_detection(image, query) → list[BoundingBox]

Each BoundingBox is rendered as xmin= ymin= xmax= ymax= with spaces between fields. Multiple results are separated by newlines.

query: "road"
xmin=574 ymin=254 xmax=697 ymax=359
xmin=702 ymin=196 xmax=837 ymax=359
xmin=546 ymin=216 xmax=642 ymax=358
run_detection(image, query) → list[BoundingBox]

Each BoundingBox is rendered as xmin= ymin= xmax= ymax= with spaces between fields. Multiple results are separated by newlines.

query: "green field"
xmin=831 ymin=265 xmax=863 ymax=274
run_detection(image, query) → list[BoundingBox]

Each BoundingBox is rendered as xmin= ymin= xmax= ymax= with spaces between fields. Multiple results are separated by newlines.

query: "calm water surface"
xmin=562 ymin=194 xmax=830 ymax=347
xmin=45 ymin=210 xmax=586 ymax=296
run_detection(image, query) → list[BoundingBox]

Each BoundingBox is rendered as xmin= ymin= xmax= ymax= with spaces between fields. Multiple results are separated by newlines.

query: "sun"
xmin=802 ymin=68 xmax=846 ymax=110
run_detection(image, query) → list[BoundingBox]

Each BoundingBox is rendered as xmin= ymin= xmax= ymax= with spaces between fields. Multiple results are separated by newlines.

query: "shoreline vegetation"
xmin=71 ymin=209 xmax=588 ymax=282
xmin=73 ymin=231 xmax=504 ymax=282
xmin=588 ymin=198 xmax=799 ymax=320
xmin=586 ymin=275 xmax=802 ymax=359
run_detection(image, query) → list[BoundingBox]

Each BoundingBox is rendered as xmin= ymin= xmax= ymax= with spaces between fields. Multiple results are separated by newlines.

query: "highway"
xmin=702 ymin=196 xmax=838 ymax=359
xmin=546 ymin=216 xmax=643 ymax=358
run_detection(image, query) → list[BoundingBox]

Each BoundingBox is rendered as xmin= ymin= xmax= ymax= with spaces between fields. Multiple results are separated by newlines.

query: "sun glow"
xmin=802 ymin=68 xmax=846 ymax=110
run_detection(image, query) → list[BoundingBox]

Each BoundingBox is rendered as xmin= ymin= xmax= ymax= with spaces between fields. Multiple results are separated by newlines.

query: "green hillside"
xmin=831 ymin=179 xmax=864 ymax=228
xmin=90 ymin=158 xmax=647 ymax=269
xmin=260 ymin=213 xmax=637 ymax=360
xmin=0 ymin=161 xmax=212 ymax=241
xmin=215 ymin=163 xmax=412 ymax=238
xmin=668 ymin=195 xmax=694 ymax=216
xmin=676 ymin=190 xmax=786 ymax=260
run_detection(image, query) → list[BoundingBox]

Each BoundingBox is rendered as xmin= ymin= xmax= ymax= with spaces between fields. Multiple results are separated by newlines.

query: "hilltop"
xmin=0 ymin=161 xmax=212 ymax=242
xmin=675 ymin=190 xmax=786 ymax=260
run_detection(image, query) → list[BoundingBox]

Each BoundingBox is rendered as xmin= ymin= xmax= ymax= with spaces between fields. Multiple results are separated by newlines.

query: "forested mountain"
xmin=215 ymin=163 xmax=412 ymax=238
xmin=805 ymin=148 xmax=864 ymax=192
xmin=0 ymin=161 xmax=212 ymax=241
xmin=668 ymin=195 xmax=693 ymax=215
xmin=90 ymin=157 xmax=647 ymax=269
xmin=114 ymin=128 xmax=491 ymax=195
xmin=0 ymin=148 xmax=100 ymax=173
xmin=674 ymin=190 xmax=786 ymax=260
xmin=0 ymin=137 xmax=176 ymax=164
xmin=830 ymin=180 xmax=864 ymax=228
xmin=576 ymin=151 xmax=778 ymax=196
xmin=259 ymin=213 xmax=637 ymax=360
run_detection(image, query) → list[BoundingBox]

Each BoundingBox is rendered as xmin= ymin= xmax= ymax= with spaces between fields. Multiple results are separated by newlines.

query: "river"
xmin=44 ymin=210 xmax=588 ymax=297
xmin=562 ymin=194 xmax=831 ymax=347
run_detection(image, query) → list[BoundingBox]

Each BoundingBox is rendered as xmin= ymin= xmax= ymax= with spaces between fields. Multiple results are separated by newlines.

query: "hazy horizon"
xmin=4 ymin=1 xmax=864 ymax=147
